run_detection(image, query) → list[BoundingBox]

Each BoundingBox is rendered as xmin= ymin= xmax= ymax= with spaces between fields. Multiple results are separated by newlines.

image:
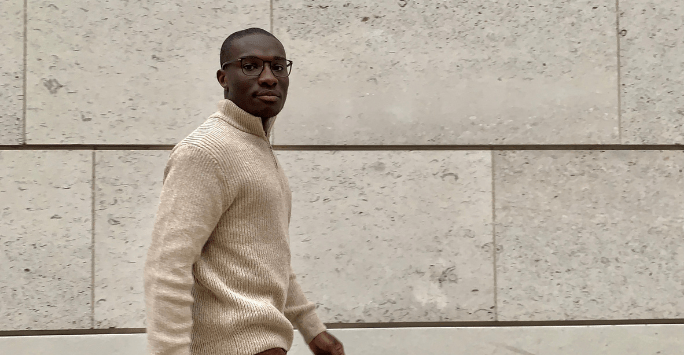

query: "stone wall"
xmin=1 ymin=0 xmax=683 ymax=353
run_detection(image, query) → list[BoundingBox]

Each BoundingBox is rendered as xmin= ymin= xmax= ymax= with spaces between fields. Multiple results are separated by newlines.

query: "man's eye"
xmin=273 ymin=65 xmax=284 ymax=71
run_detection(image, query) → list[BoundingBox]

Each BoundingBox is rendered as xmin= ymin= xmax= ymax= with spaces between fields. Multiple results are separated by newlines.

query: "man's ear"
xmin=216 ymin=69 xmax=228 ymax=88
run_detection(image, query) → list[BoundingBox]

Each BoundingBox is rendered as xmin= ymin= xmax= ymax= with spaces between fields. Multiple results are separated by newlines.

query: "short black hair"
xmin=220 ymin=28 xmax=280 ymax=67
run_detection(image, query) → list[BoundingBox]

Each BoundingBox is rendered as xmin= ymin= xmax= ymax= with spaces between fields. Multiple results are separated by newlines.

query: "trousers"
xmin=254 ymin=348 xmax=287 ymax=355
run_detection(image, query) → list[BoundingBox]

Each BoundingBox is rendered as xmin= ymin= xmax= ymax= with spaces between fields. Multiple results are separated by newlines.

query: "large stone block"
xmin=278 ymin=150 xmax=494 ymax=322
xmin=91 ymin=149 xmax=494 ymax=326
xmin=0 ymin=150 xmax=92 ymax=330
xmin=1 ymin=325 xmax=683 ymax=354
xmin=0 ymin=333 xmax=147 ymax=355
xmin=495 ymin=150 xmax=684 ymax=320
xmin=620 ymin=0 xmax=684 ymax=144
xmin=94 ymin=151 xmax=167 ymax=328
xmin=26 ymin=0 xmax=269 ymax=144
xmin=273 ymin=0 xmax=618 ymax=145
xmin=0 ymin=0 xmax=24 ymax=145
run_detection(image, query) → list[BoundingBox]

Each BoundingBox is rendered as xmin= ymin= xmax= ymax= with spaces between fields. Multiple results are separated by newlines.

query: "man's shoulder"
xmin=178 ymin=114 xmax=241 ymax=149
xmin=172 ymin=117 xmax=259 ymax=166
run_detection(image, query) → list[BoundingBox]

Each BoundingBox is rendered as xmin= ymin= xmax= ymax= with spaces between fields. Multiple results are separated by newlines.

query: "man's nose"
xmin=259 ymin=62 xmax=278 ymax=82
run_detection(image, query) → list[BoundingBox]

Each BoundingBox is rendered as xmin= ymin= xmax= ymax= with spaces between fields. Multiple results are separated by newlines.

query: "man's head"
xmin=217 ymin=28 xmax=289 ymax=119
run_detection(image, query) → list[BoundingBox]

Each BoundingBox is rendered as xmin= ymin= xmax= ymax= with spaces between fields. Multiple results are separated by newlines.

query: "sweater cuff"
xmin=295 ymin=311 xmax=328 ymax=345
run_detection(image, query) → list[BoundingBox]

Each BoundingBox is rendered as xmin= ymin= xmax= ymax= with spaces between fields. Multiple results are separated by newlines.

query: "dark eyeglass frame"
xmin=221 ymin=56 xmax=293 ymax=78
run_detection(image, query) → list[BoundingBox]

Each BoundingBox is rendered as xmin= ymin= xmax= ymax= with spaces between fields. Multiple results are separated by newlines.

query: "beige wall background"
xmin=1 ymin=0 xmax=683 ymax=354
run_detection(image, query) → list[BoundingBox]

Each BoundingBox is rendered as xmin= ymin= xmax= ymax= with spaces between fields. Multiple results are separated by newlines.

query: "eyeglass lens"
xmin=241 ymin=57 xmax=290 ymax=77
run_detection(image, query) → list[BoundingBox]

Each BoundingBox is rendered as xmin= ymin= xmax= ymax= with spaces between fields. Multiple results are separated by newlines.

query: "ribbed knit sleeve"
xmin=144 ymin=144 xmax=232 ymax=355
xmin=283 ymin=264 xmax=327 ymax=345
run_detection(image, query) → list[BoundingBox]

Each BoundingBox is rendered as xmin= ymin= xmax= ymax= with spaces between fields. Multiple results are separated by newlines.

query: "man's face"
xmin=217 ymin=34 xmax=289 ymax=119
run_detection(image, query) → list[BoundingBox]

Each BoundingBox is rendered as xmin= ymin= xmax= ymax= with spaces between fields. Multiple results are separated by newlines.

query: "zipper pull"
xmin=268 ymin=141 xmax=278 ymax=168
xmin=264 ymin=124 xmax=278 ymax=168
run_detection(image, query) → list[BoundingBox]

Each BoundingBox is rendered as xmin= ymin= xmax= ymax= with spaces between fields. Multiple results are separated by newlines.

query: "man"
xmin=144 ymin=28 xmax=346 ymax=355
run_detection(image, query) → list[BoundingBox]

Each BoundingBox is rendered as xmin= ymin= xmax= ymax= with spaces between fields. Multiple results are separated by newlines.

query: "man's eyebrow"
xmin=241 ymin=55 xmax=287 ymax=60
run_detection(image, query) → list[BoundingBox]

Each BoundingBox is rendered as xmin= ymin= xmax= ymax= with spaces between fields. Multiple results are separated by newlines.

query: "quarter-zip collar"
xmin=215 ymin=99 xmax=277 ymax=141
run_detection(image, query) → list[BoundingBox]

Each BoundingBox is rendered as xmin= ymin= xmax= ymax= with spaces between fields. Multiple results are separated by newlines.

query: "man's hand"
xmin=308 ymin=331 xmax=345 ymax=355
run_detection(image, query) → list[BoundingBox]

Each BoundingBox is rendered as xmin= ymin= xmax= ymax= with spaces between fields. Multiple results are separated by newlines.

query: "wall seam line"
xmin=3 ymin=319 xmax=684 ymax=337
xmin=616 ymin=0 xmax=622 ymax=144
xmin=491 ymin=149 xmax=498 ymax=321
xmin=91 ymin=151 xmax=96 ymax=329
xmin=270 ymin=0 xmax=273 ymax=34
xmin=22 ymin=0 xmax=27 ymax=145
xmin=1 ymin=145 xmax=684 ymax=151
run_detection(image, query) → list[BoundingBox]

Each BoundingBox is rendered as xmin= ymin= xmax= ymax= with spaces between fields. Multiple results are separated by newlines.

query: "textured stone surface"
xmin=0 ymin=150 xmax=92 ymax=330
xmin=272 ymin=0 xmax=618 ymax=145
xmin=495 ymin=150 xmax=684 ymax=320
xmin=25 ymin=0 xmax=269 ymax=144
xmin=621 ymin=0 xmax=684 ymax=144
xmin=0 ymin=333 xmax=148 ymax=355
xmin=0 ymin=0 xmax=24 ymax=145
xmin=278 ymin=150 xmax=494 ymax=322
xmin=90 ymin=149 xmax=494 ymax=325
xmin=94 ymin=151 xmax=167 ymax=328
xmin=2 ymin=325 xmax=683 ymax=354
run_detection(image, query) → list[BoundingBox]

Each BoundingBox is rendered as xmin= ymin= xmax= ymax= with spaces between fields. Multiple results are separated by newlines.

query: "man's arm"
xmin=144 ymin=144 xmax=231 ymax=355
xmin=283 ymin=264 xmax=328 ymax=345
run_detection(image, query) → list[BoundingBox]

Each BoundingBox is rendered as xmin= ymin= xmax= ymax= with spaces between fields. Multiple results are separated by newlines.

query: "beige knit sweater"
xmin=144 ymin=99 xmax=327 ymax=355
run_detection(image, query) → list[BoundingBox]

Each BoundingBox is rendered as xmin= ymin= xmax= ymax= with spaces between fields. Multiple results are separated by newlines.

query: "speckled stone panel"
xmin=620 ymin=0 xmax=684 ymax=144
xmin=94 ymin=150 xmax=167 ymax=328
xmin=495 ymin=150 xmax=684 ymax=321
xmin=277 ymin=150 xmax=494 ymax=322
xmin=0 ymin=150 xmax=92 ymax=330
xmin=0 ymin=0 xmax=24 ymax=145
xmin=26 ymin=0 xmax=269 ymax=144
xmin=272 ymin=0 xmax=618 ymax=145
xmin=2 ymin=325 xmax=683 ymax=354
xmin=0 ymin=334 xmax=148 ymax=355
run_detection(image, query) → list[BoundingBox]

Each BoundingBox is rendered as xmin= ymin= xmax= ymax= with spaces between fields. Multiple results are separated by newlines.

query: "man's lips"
xmin=257 ymin=95 xmax=279 ymax=102
xmin=255 ymin=90 xmax=280 ymax=102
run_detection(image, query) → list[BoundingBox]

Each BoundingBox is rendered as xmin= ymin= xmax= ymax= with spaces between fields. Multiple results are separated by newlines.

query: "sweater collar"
xmin=215 ymin=99 xmax=277 ymax=139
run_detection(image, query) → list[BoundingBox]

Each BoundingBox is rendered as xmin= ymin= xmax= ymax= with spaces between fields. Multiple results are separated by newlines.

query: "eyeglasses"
xmin=221 ymin=56 xmax=293 ymax=78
